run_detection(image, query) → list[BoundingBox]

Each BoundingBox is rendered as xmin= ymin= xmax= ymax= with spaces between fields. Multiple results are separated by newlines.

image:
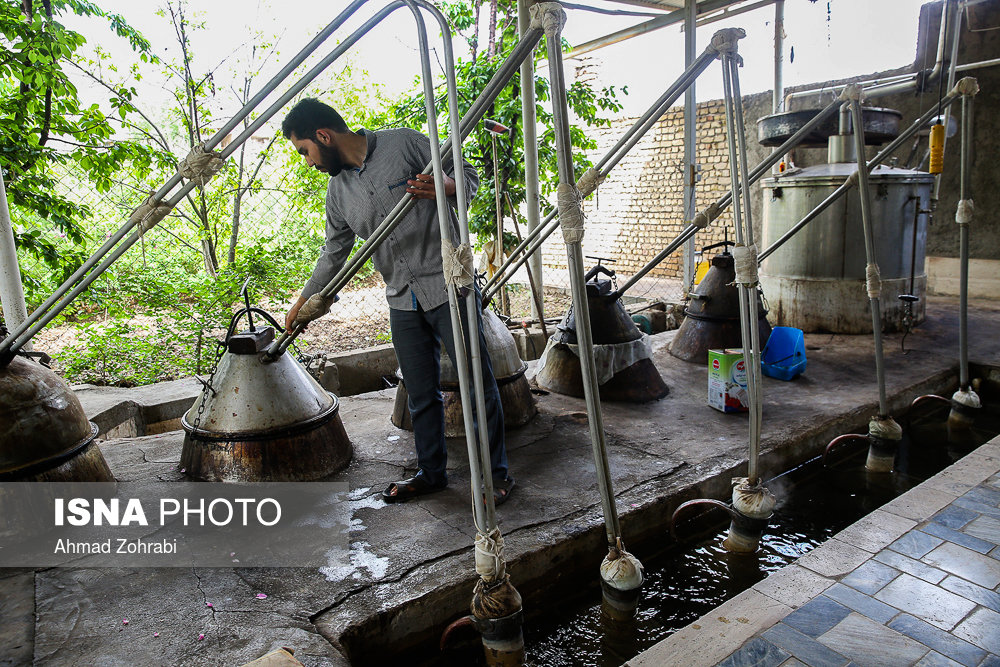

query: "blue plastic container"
xmin=761 ymin=326 xmax=807 ymax=381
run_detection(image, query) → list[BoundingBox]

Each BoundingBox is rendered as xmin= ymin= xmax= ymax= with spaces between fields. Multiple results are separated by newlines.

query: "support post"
xmin=519 ymin=0 xmax=544 ymax=324
xmin=682 ymin=0 xmax=698 ymax=296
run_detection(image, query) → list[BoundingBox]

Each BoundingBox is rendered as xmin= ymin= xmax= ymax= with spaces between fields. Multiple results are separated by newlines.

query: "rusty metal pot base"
xmin=535 ymin=343 xmax=669 ymax=403
xmin=181 ymin=408 xmax=352 ymax=482
xmin=0 ymin=431 xmax=114 ymax=482
xmin=391 ymin=373 xmax=538 ymax=437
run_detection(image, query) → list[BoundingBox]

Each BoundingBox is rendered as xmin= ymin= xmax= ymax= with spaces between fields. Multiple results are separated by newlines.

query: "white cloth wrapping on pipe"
xmin=866 ymin=262 xmax=882 ymax=299
xmin=129 ymin=194 xmax=172 ymax=234
xmin=955 ymin=199 xmax=974 ymax=226
xmin=557 ymin=183 xmax=585 ymax=244
xmin=441 ymin=238 xmax=474 ymax=287
xmin=732 ymin=243 xmax=759 ymax=286
xmin=536 ymin=333 xmax=653 ymax=385
xmin=475 ymin=527 xmax=506 ymax=582
xmin=179 ymin=143 xmax=225 ymax=188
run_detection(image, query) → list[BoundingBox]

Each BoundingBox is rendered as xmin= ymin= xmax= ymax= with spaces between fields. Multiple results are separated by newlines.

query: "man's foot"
xmin=382 ymin=472 xmax=447 ymax=503
xmin=493 ymin=476 xmax=516 ymax=506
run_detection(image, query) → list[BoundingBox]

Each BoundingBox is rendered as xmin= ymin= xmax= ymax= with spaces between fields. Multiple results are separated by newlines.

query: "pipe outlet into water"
xmin=948 ymin=388 xmax=982 ymax=430
xmin=599 ymin=542 xmax=644 ymax=621
xmin=866 ymin=416 xmax=902 ymax=473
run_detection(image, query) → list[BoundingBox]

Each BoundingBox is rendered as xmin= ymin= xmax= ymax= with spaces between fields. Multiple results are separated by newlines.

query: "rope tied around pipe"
xmin=952 ymin=388 xmax=981 ymax=409
xmin=293 ymin=292 xmax=335 ymax=327
xmin=952 ymin=76 xmax=980 ymax=97
xmin=577 ymin=167 xmax=606 ymax=198
xmin=530 ymin=2 xmax=566 ymax=35
xmin=441 ymin=238 xmax=475 ymax=287
xmin=869 ymin=415 xmax=902 ymax=441
xmin=955 ymin=199 xmax=974 ymax=226
xmin=128 ymin=193 xmax=172 ymax=235
xmin=179 ymin=143 xmax=225 ymax=188
xmin=839 ymin=83 xmax=864 ymax=102
xmin=865 ymin=262 xmax=882 ymax=299
xmin=732 ymin=243 xmax=759 ymax=286
xmin=474 ymin=527 xmax=506 ymax=583
xmin=692 ymin=201 xmax=720 ymax=229
xmin=557 ymin=182 xmax=585 ymax=244
xmin=707 ymin=27 xmax=745 ymax=63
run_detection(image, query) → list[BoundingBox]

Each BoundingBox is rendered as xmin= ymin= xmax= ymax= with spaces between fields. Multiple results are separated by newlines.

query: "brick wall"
xmin=540 ymin=99 xmax=740 ymax=281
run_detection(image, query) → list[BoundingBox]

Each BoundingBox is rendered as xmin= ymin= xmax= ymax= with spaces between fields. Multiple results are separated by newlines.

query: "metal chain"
xmin=191 ymin=339 xmax=227 ymax=433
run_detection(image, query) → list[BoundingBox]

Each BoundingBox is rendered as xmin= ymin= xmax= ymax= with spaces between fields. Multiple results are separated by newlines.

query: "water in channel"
xmin=439 ymin=400 xmax=999 ymax=667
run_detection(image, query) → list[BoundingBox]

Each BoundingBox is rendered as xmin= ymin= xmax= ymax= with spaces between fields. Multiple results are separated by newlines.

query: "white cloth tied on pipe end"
xmin=530 ymin=2 xmax=566 ymax=35
xmin=441 ymin=238 xmax=474 ymax=287
xmin=179 ymin=143 xmax=225 ymax=188
xmin=955 ymin=199 xmax=974 ymax=226
xmin=953 ymin=77 xmax=980 ymax=97
xmin=866 ymin=262 xmax=882 ymax=299
xmin=294 ymin=293 xmax=335 ymax=326
xmin=577 ymin=167 xmax=606 ymax=198
xmin=128 ymin=194 xmax=172 ymax=235
xmin=869 ymin=416 xmax=902 ymax=441
xmin=732 ymin=243 xmax=759 ymax=286
xmin=557 ymin=183 xmax=585 ymax=244
xmin=475 ymin=528 xmax=506 ymax=582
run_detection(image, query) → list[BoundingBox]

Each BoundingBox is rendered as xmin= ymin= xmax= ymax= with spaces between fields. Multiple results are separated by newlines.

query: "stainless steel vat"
xmin=760 ymin=163 xmax=934 ymax=333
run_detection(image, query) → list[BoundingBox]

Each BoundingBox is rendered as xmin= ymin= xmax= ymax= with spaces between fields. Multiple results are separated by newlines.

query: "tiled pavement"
xmin=628 ymin=437 xmax=1000 ymax=667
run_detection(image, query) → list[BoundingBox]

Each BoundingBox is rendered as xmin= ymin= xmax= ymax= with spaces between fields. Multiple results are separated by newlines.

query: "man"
xmin=281 ymin=98 xmax=514 ymax=505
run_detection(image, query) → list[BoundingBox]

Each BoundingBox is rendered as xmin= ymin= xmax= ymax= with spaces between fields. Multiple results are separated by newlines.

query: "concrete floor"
xmin=2 ymin=295 xmax=998 ymax=667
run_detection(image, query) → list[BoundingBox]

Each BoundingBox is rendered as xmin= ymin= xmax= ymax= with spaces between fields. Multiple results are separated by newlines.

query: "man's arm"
xmin=402 ymin=129 xmax=478 ymax=208
xmin=286 ymin=198 xmax=355 ymax=330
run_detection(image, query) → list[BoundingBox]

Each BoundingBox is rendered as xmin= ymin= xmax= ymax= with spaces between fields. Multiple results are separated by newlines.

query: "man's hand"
xmin=406 ymin=172 xmax=456 ymax=200
xmin=285 ymin=296 xmax=307 ymax=332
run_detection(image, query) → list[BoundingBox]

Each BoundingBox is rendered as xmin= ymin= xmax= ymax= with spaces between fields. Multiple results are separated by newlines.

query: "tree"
xmin=0 ymin=0 xmax=160 ymax=299
xmin=370 ymin=0 xmax=625 ymax=251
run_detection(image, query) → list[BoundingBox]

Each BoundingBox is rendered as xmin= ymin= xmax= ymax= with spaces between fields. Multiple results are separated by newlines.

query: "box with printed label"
xmin=708 ymin=348 xmax=748 ymax=413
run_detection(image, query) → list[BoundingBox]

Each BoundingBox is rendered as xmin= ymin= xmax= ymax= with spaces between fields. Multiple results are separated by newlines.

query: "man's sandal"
xmin=382 ymin=473 xmax=447 ymax=503
xmin=493 ymin=476 xmax=516 ymax=506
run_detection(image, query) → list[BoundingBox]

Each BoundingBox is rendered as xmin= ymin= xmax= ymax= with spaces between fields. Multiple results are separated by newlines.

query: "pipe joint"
xmin=839 ymin=83 xmax=863 ymax=102
xmin=952 ymin=76 xmax=980 ymax=97
xmin=530 ymin=2 xmax=565 ymax=36
xmin=707 ymin=27 xmax=745 ymax=61
xmin=731 ymin=478 xmax=776 ymax=520
xmin=577 ymin=167 xmax=606 ymax=198
xmin=472 ymin=609 xmax=524 ymax=642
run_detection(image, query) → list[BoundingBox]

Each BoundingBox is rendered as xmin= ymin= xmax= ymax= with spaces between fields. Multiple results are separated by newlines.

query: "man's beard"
xmin=318 ymin=142 xmax=346 ymax=177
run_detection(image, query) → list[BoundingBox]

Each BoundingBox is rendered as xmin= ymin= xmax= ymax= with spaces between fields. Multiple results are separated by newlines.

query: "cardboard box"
xmin=708 ymin=348 xmax=748 ymax=413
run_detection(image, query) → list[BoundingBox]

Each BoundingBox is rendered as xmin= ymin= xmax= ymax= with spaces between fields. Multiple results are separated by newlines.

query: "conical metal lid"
xmin=183 ymin=351 xmax=334 ymax=436
xmin=440 ymin=307 xmax=526 ymax=383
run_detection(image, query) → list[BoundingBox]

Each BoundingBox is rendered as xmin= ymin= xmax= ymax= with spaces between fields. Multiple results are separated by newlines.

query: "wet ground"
xmin=2 ymin=295 xmax=998 ymax=666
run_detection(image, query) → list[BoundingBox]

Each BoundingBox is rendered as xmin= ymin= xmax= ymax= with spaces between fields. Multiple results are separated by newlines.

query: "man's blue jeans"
xmin=389 ymin=293 xmax=508 ymax=487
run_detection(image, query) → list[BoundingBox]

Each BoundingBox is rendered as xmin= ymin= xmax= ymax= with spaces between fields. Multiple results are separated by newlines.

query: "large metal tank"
xmin=391 ymin=307 xmax=537 ymax=436
xmin=760 ymin=162 xmax=934 ymax=334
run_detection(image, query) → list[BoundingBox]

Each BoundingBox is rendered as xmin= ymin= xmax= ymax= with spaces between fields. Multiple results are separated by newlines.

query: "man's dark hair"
xmin=281 ymin=98 xmax=349 ymax=140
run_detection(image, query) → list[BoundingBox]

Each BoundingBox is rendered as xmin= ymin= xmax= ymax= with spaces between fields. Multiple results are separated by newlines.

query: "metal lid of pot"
xmin=440 ymin=307 xmax=526 ymax=382
xmin=757 ymin=107 xmax=903 ymax=147
xmin=182 ymin=350 xmax=335 ymax=436
xmin=0 ymin=355 xmax=98 ymax=475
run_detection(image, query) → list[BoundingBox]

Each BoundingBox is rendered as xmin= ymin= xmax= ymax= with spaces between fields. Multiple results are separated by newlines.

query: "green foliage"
xmin=0 ymin=0 xmax=161 ymax=283
xmin=371 ymin=0 xmax=625 ymax=251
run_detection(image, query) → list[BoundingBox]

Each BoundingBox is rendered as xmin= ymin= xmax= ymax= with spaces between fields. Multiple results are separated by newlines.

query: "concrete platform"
xmin=2 ymin=296 xmax=999 ymax=666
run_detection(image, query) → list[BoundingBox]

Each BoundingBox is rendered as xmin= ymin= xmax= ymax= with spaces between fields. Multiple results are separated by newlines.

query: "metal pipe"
xmin=934 ymin=0 xmax=963 ymax=202
xmin=682 ymin=0 xmax=698 ymax=296
xmin=0 ymin=167 xmax=29 ymax=338
xmin=958 ymin=93 xmax=972 ymax=389
xmin=0 ymin=0 xmax=370 ymax=355
xmin=543 ymin=5 xmax=621 ymax=547
xmin=519 ymin=0 xmax=544 ymax=324
xmin=564 ymin=0 xmax=755 ymax=60
xmin=773 ymin=0 xmax=784 ymax=113
xmin=784 ymin=0 xmax=952 ymax=110
xmin=850 ymin=97 xmax=889 ymax=417
xmin=483 ymin=43 xmax=719 ymax=302
xmin=759 ymin=90 xmax=962 ymax=263
xmin=956 ymin=56 xmax=1000 ymax=72
xmin=727 ymin=53 xmax=764 ymax=485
